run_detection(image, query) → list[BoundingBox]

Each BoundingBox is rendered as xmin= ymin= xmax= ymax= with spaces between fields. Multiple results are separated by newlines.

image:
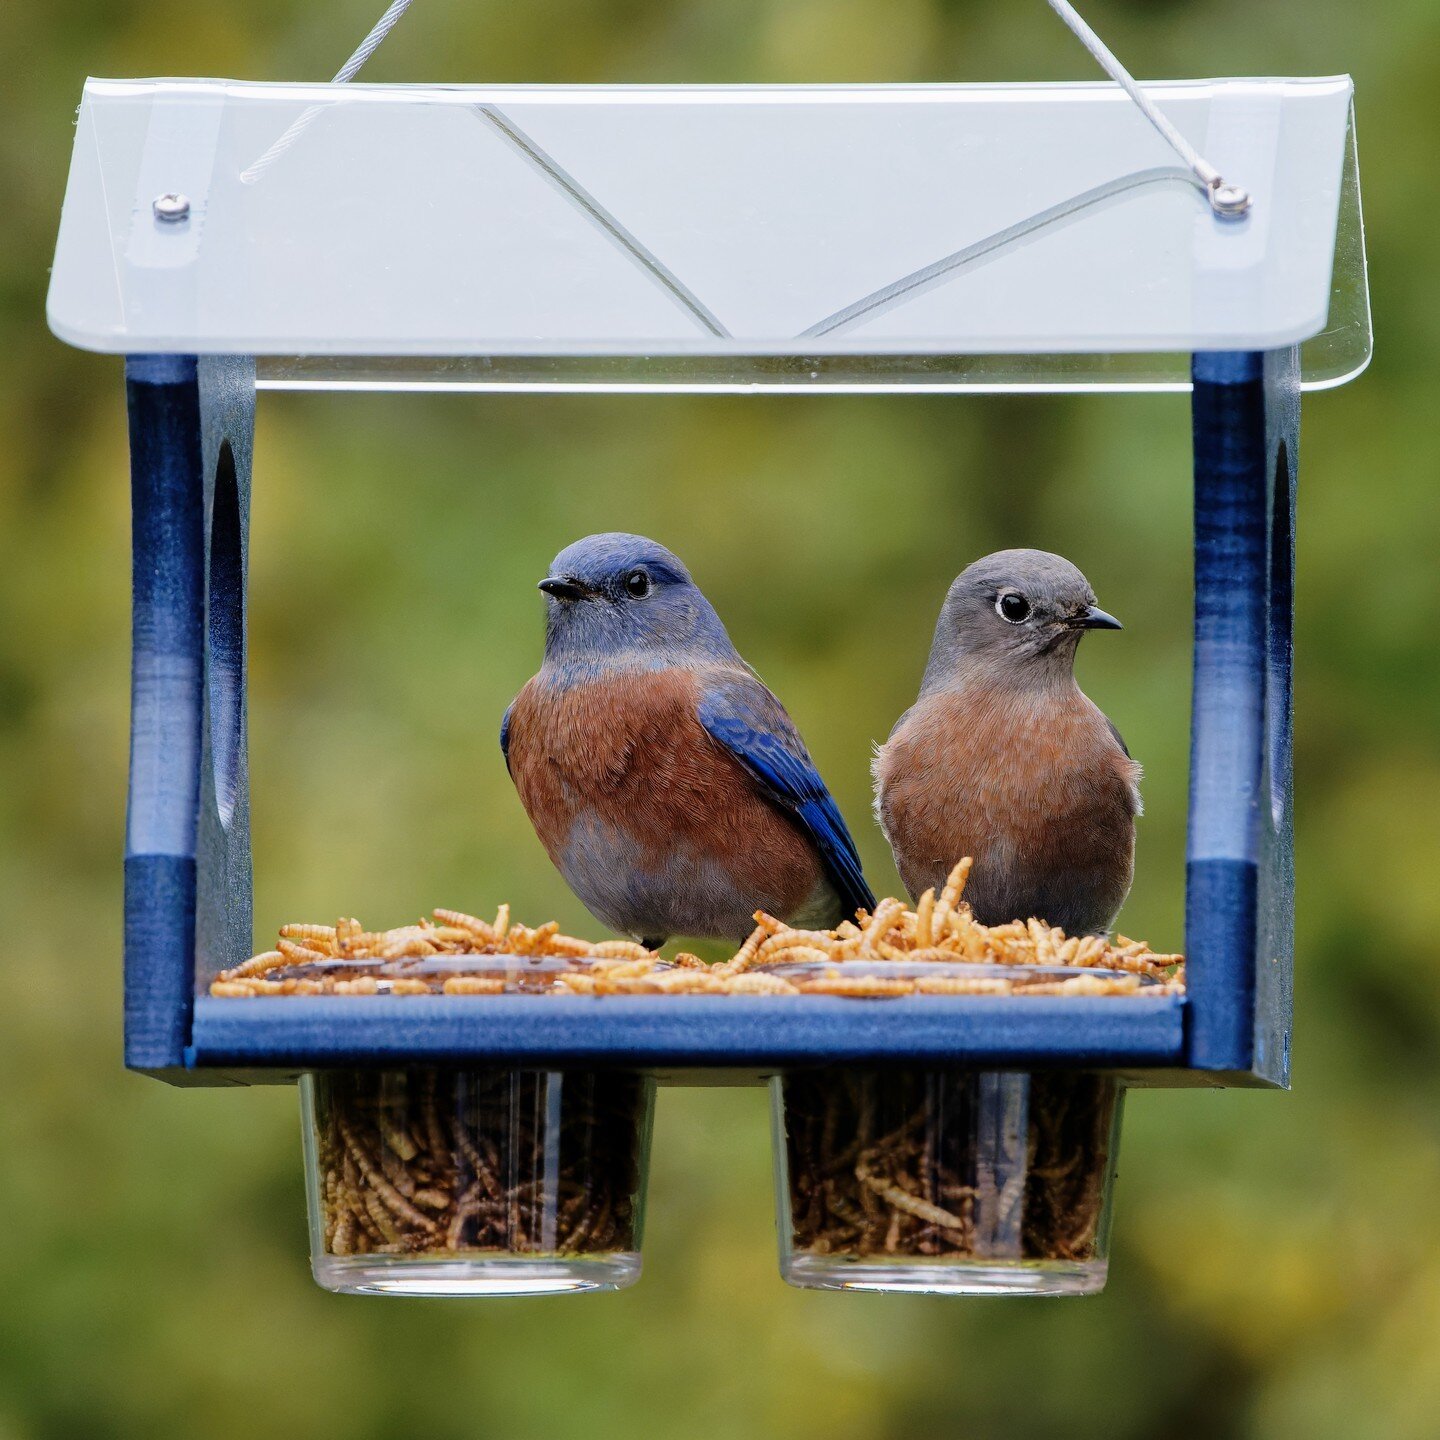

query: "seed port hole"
xmin=209 ymin=438 xmax=244 ymax=828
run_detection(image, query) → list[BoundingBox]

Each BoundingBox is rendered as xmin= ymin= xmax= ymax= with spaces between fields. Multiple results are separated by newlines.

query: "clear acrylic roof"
xmin=47 ymin=76 xmax=1368 ymax=392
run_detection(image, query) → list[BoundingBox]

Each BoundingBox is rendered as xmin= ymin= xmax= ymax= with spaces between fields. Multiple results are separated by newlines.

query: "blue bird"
xmin=502 ymin=533 xmax=875 ymax=947
xmin=874 ymin=549 xmax=1140 ymax=937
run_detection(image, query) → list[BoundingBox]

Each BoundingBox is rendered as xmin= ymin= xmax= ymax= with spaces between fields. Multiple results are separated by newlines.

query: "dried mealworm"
xmin=209 ymin=980 xmax=259 ymax=997
xmin=337 ymin=1117 xmax=438 ymax=1233
xmin=433 ymin=908 xmax=497 ymax=940
xmin=378 ymin=937 xmax=436 ymax=960
xmin=443 ymin=977 xmax=506 ymax=995
xmin=379 ymin=1111 xmax=419 ymax=1163
xmin=546 ymin=934 xmax=598 ymax=957
xmin=797 ymin=976 xmax=914 ymax=998
xmin=650 ymin=971 xmax=728 ymax=994
xmin=768 ymin=946 xmax=838 ymax=966
xmin=939 ymin=858 xmax=973 ymax=909
xmin=333 ymin=977 xmax=380 ymax=995
xmin=718 ymin=924 xmax=768 ymax=975
xmin=727 ymin=972 xmax=801 ymax=994
xmin=380 ymin=978 xmax=432 ymax=996
xmin=855 ymin=1154 xmax=967 ymax=1231
xmin=859 ymin=898 xmax=905 ymax=954
xmin=227 ymin=950 xmax=289 ymax=978
xmin=363 ymin=1188 xmax=402 ymax=1245
xmin=279 ymin=924 xmax=338 ymax=951
xmin=555 ymin=974 xmax=599 ymax=995
xmin=914 ymin=888 xmax=936 ymax=948
xmin=430 ymin=926 xmax=480 ymax=947
xmin=758 ymin=929 xmax=845 ymax=958
xmin=276 ymin=938 xmax=332 ymax=966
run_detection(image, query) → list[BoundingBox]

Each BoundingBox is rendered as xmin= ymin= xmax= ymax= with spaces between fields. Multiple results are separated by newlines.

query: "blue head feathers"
xmin=538 ymin=533 xmax=738 ymax=671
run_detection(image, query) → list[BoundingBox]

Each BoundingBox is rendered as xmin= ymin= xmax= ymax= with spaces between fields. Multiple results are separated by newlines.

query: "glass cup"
xmin=772 ymin=1068 xmax=1122 ymax=1295
xmin=301 ymin=1067 xmax=654 ymax=1296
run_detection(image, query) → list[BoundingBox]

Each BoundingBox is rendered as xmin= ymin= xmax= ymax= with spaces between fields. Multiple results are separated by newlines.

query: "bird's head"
xmin=537 ymin=533 xmax=735 ymax=672
xmin=923 ymin=548 xmax=1121 ymax=692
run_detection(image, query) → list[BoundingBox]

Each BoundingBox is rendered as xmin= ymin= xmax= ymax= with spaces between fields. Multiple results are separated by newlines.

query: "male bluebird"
xmin=873 ymin=550 xmax=1140 ymax=937
xmin=502 ymin=533 xmax=875 ymax=947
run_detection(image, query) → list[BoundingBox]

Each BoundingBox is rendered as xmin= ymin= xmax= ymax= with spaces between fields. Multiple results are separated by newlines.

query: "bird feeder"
xmin=47 ymin=72 xmax=1368 ymax=1291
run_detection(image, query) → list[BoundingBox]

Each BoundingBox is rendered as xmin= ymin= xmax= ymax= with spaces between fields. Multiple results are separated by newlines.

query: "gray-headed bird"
xmin=874 ymin=549 xmax=1139 ymax=937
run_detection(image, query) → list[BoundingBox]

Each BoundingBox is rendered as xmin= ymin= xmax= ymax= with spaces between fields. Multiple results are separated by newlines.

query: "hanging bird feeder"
xmin=46 ymin=23 xmax=1368 ymax=1295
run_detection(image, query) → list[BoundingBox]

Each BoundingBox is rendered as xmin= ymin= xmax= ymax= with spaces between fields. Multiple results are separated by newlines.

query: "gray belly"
xmin=558 ymin=816 xmax=839 ymax=944
xmin=890 ymin=823 xmax=1134 ymax=938
xmin=961 ymin=852 xmax=1133 ymax=938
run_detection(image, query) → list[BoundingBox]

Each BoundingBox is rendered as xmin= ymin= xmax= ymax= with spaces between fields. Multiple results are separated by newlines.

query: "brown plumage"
xmin=506 ymin=667 xmax=827 ymax=940
xmin=875 ymin=680 xmax=1140 ymax=934
xmin=874 ymin=549 xmax=1140 ymax=937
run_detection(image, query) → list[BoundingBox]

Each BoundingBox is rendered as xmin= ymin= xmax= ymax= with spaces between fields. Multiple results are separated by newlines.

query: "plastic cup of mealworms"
xmin=300 ymin=1067 xmax=655 ymax=1296
xmin=771 ymin=1066 xmax=1123 ymax=1295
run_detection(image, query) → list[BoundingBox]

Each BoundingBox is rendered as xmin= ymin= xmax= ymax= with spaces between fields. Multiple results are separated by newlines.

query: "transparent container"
xmin=772 ymin=1068 xmax=1122 ymax=1295
xmin=301 ymin=1068 xmax=654 ymax=1296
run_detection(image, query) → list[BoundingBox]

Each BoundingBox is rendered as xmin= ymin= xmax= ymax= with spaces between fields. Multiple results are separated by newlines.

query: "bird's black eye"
xmin=623 ymin=569 xmax=652 ymax=599
xmin=996 ymin=592 xmax=1031 ymax=624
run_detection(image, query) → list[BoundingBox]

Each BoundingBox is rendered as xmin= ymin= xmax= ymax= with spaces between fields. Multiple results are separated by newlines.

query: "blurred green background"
xmin=3 ymin=1 xmax=1438 ymax=1436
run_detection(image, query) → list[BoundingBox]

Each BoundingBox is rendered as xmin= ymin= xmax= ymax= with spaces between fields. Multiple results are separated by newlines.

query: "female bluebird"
xmin=503 ymin=533 xmax=875 ymax=947
xmin=874 ymin=550 xmax=1140 ymax=937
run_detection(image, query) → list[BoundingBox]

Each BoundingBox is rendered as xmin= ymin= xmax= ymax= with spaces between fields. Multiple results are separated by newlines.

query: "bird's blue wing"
xmin=698 ymin=677 xmax=875 ymax=922
xmin=500 ymin=702 xmax=514 ymax=778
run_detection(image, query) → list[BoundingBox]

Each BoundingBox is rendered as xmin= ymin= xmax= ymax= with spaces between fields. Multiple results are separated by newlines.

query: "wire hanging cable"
xmin=330 ymin=0 xmax=415 ymax=83
xmin=239 ymin=0 xmax=1250 ymax=219
xmin=1043 ymin=0 xmax=1250 ymax=216
xmin=240 ymin=0 xmax=416 ymax=184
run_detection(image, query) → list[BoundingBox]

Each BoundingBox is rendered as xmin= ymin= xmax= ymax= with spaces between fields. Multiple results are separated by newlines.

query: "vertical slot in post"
xmin=194 ymin=357 xmax=256 ymax=1001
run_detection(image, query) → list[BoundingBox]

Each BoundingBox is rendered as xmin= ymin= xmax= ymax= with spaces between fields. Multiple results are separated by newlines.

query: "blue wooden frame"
xmin=123 ymin=350 xmax=1298 ymax=1088
xmin=1186 ymin=350 xmax=1297 ymax=1086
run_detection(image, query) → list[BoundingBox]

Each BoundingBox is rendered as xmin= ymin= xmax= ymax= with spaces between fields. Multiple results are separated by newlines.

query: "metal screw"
xmin=152 ymin=192 xmax=191 ymax=223
xmin=1209 ymin=183 xmax=1252 ymax=220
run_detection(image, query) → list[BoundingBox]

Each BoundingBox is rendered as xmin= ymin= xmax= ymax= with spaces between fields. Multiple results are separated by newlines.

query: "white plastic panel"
xmin=47 ymin=77 xmax=1368 ymax=390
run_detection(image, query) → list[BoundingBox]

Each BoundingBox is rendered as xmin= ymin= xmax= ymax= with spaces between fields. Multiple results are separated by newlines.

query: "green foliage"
xmin=2 ymin=1 xmax=1437 ymax=1435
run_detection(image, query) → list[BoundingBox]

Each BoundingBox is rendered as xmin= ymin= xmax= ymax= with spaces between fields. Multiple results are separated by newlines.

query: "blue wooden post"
xmin=1186 ymin=348 xmax=1298 ymax=1085
xmin=124 ymin=355 xmax=255 ymax=1075
xmin=124 ymin=355 xmax=204 ymax=1070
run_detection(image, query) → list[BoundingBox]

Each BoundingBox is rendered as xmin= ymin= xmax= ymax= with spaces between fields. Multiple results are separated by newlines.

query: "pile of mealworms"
xmin=780 ymin=1069 xmax=1119 ymax=1263
xmin=211 ymin=861 xmax=1184 ymax=998
xmin=313 ymin=1069 xmax=648 ymax=1259
xmin=210 ymin=903 xmax=662 ymax=996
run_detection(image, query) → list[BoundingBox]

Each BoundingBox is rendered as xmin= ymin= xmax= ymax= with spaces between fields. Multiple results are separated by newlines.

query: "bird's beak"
xmin=538 ymin=576 xmax=590 ymax=601
xmin=1074 ymin=604 xmax=1123 ymax=631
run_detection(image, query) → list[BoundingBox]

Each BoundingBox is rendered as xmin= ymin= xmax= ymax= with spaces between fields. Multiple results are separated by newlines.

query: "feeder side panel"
xmin=193 ymin=357 xmax=256 ymax=989
xmin=124 ymin=355 xmax=204 ymax=1071
xmin=1185 ymin=348 xmax=1298 ymax=1085
xmin=1255 ymin=348 xmax=1298 ymax=1085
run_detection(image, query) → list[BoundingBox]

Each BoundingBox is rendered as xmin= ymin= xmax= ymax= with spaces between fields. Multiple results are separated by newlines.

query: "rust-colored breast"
xmin=875 ymin=683 xmax=1140 ymax=933
xmin=506 ymin=668 xmax=824 ymax=919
